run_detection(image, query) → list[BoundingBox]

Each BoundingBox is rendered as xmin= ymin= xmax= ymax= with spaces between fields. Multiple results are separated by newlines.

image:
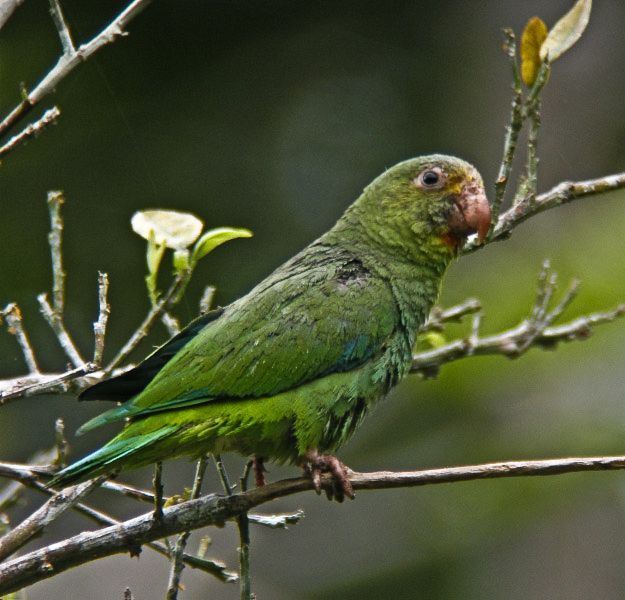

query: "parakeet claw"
xmin=304 ymin=449 xmax=355 ymax=502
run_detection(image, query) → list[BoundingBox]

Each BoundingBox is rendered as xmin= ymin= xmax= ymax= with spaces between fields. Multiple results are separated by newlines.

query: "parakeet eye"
xmin=422 ymin=171 xmax=439 ymax=185
xmin=414 ymin=167 xmax=446 ymax=190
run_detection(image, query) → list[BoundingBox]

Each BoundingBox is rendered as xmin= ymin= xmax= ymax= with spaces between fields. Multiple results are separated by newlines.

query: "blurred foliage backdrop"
xmin=1 ymin=1 xmax=625 ymax=598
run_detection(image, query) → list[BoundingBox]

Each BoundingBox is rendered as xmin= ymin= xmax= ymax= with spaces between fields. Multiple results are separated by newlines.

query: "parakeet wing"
xmin=80 ymin=244 xmax=400 ymax=430
xmin=80 ymin=308 xmax=225 ymax=402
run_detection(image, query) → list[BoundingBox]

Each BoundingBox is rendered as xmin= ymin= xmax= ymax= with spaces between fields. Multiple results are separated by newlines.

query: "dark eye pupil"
xmin=422 ymin=171 xmax=439 ymax=186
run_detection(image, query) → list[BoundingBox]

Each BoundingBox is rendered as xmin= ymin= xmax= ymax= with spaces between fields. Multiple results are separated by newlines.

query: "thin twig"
xmin=93 ymin=272 xmax=110 ymax=365
xmin=412 ymin=302 xmax=625 ymax=377
xmin=54 ymin=418 xmax=68 ymax=468
xmin=0 ymin=477 xmax=104 ymax=561
xmin=514 ymin=61 xmax=551 ymax=205
xmin=165 ymin=456 xmax=208 ymax=600
xmin=48 ymin=0 xmax=75 ymax=55
xmin=0 ymin=107 xmax=60 ymax=160
xmin=3 ymin=455 xmax=625 ymax=594
xmin=421 ymin=298 xmax=481 ymax=332
xmin=38 ymin=293 xmax=85 ymax=367
xmin=0 ymin=0 xmax=24 ymax=31
xmin=199 ymin=285 xmax=216 ymax=314
xmin=0 ymin=0 xmax=153 ymax=141
xmin=213 ymin=454 xmax=233 ymax=496
xmin=413 ymin=262 xmax=623 ymax=377
xmin=1 ymin=303 xmax=39 ymax=374
xmin=491 ymin=28 xmax=524 ymax=226
xmin=0 ymin=462 xmax=236 ymax=582
xmin=160 ymin=312 xmax=181 ymax=337
xmin=212 ymin=455 xmax=253 ymax=597
xmin=0 ymin=364 xmax=96 ymax=404
xmin=463 ymin=170 xmax=625 ymax=254
xmin=46 ymin=191 xmax=66 ymax=316
xmin=237 ymin=462 xmax=253 ymax=600
xmin=153 ymin=462 xmax=164 ymax=521
xmin=105 ymin=270 xmax=188 ymax=373
xmin=0 ymin=448 xmax=58 ymax=513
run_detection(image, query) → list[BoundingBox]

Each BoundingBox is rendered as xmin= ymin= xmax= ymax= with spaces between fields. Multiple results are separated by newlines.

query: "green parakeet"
xmin=51 ymin=154 xmax=490 ymax=500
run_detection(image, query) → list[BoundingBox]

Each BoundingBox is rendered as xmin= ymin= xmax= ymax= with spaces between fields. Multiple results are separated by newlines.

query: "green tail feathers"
xmin=75 ymin=405 xmax=134 ymax=436
xmin=49 ymin=427 xmax=176 ymax=487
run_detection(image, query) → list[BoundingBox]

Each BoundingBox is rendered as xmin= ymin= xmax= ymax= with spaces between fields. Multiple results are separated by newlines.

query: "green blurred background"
xmin=1 ymin=1 xmax=624 ymax=598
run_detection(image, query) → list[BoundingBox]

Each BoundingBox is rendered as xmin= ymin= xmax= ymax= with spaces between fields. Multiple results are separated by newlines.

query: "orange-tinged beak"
xmin=448 ymin=180 xmax=491 ymax=245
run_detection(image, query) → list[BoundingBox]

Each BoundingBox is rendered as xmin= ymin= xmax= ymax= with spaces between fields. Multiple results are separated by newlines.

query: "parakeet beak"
xmin=449 ymin=180 xmax=491 ymax=245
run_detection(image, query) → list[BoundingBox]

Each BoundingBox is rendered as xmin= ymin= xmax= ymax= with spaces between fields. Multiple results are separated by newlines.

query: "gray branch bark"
xmin=1 ymin=455 xmax=625 ymax=595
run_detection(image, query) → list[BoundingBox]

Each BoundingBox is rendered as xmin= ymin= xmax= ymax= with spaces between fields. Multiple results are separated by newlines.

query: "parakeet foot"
xmin=253 ymin=455 xmax=266 ymax=487
xmin=304 ymin=449 xmax=354 ymax=502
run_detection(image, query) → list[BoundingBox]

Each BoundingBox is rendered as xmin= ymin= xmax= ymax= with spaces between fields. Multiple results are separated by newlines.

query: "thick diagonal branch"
xmin=2 ymin=455 xmax=625 ymax=595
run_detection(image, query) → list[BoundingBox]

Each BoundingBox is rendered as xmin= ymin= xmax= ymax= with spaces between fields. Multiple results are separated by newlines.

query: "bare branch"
xmin=160 ymin=312 xmax=181 ymax=337
xmin=0 ymin=461 xmax=237 ymax=582
xmin=0 ymin=477 xmax=103 ymax=561
xmin=421 ymin=298 xmax=481 ymax=332
xmin=494 ymin=172 xmax=625 ymax=243
xmin=0 ymin=107 xmax=60 ymax=160
xmin=0 ymin=364 xmax=96 ymax=404
xmin=0 ymin=0 xmax=24 ymax=31
xmin=46 ymin=191 xmax=66 ymax=316
xmin=48 ymin=0 xmax=75 ymax=55
xmin=1 ymin=462 xmax=300 ymax=531
xmin=1 ymin=303 xmax=39 ymax=374
xmin=0 ymin=0 xmax=153 ymax=141
xmin=412 ymin=260 xmax=624 ymax=376
xmin=464 ymin=171 xmax=625 ymax=255
xmin=412 ymin=302 xmax=624 ymax=377
xmin=38 ymin=293 xmax=85 ymax=368
xmin=105 ymin=270 xmax=188 ymax=373
xmin=199 ymin=285 xmax=216 ymax=314
xmin=166 ymin=456 xmax=208 ymax=600
xmin=2 ymin=455 xmax=625 ymax=594
xmin=492 ymin=29 xmax=524 ymax=224
xmin=93 ymin=272 xmax=110 ymax=365
xmin=0 ymin=448 xmax=58 ymax=512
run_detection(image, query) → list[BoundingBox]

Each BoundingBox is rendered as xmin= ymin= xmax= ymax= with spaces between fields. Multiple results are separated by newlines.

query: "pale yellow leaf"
xmin=540 ymin=0 xmax=592 ymax=61
xmin=131 ymin=210 xmax=204 ymax=249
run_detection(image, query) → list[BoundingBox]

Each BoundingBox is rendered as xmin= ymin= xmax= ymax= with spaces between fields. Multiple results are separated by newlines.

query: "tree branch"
xmin=0 ymin=107 xmax=61 ymax=160
xmin=0 ymin=303 xmax=39 ymax=375
xmin=411 ymin=262 xmax=625 ymax=377
xmin=1 ymin=455 xmax=625 ymax=594
xmin=0 ymin=477 xmax=103 ymax=562
xmin=0 ymin=460 xmax=238 ymax=583
xmin=463 ymin=170 xmax=625 ymax=254
xmin=0 ymin=0 xmax=23 ymax=31
xmin=0 ymin=0 xmax=152 ymax=141
xmin=494 ymin=172 xmax=625 ymax=242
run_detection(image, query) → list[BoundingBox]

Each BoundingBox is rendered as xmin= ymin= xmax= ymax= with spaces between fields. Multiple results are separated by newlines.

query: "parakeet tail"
xmin=49 ymin=427 xmax=176 ymax=488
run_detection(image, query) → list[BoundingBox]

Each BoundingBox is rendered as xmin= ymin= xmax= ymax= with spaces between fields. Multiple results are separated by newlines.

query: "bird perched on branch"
xmin=51 ymin=154 xmax=490 ymax=501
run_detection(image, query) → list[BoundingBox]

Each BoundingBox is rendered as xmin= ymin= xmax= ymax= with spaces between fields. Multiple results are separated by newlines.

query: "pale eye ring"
xmin=414 ymin=167 xmax=446 ymax=189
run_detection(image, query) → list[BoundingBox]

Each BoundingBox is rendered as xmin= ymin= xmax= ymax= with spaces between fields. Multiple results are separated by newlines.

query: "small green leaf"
xmin=145 ymin=230 xmax=166 ymax=305
xmin=540 ymin=0 xmax=592 ymax=61
xmin=131 ymin=209 xmax=204 ymax=249
xmin=521 ymin=17 xmax=548 ymax=87
xmin=146 ymin=230 xmax=166 ymax=276
xmin=420 ymin=331 xmax=447 ymax=349
xmin=191 ymin=227 xmax=253 ymax=265
xmin=172 ymin=248 xmax=190 ymax=273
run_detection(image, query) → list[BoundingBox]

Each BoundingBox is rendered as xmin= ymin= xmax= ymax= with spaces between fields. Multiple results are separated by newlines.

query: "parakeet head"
xmin=345 ymin=154 xmax=491 ymax=262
